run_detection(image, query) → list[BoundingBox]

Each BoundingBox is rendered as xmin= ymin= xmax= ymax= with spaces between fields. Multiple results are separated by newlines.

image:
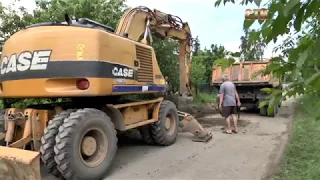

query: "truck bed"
xmin=211 ymin=60 xmax=279 ymax=87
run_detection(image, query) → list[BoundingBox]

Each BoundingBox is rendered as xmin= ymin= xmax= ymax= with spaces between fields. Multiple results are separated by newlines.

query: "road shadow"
xmin=107 ymin=130 xmax=162 ymax=176
xmin=198 ymin=117 xmax=251 ymax=128
xmin=40 ymin=129 xmax=162 ymax=179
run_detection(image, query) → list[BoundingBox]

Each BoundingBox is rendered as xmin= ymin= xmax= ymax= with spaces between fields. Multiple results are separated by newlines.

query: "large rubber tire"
xmin=54 ymin=108 xmax=118 ymax=180
xmin=259 ymin=105 xmax=278 ymax=117
xmin=139 ymin=124 xmax=156 ymax=145
xmin=40 ymin=109 xmax=75 ymax=179
xmin=259 ymin=106 xmax=267 ymax=116
xmin=151 ymin=100 xmax=179 ymax=146
xmin=0 ymin=110 xmax=5 ymax=146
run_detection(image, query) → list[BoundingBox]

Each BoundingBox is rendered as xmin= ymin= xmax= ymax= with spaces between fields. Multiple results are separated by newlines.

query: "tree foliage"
xmin=153 ymin=37 xmax=180 ymax=92
xmin=215 ymin=0 xmax=320 ymax=115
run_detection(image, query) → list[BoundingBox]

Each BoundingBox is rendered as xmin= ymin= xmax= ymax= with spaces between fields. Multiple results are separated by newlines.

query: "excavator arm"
xmin=116 ymin=6 xmax=212 ymax=143
xmin=115 ymin=6 xmax=192 ymax=95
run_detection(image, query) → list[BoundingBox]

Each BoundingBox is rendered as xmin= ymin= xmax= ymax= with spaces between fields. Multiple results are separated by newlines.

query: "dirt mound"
xmin=178 ymin=102 xmax=219 ymax=118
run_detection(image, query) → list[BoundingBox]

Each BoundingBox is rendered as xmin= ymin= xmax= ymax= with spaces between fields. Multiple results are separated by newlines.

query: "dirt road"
xmin=42 ymin=97 xmax=295 ymax=180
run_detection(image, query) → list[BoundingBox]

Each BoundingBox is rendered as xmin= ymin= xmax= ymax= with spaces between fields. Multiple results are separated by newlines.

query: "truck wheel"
xmin=151 ymin=100 xmax=179 ymax=146
xmin=54 ymin=108 xmax=118 ymax=180
xmin=40 ymin=109 xmax=75 ymax=179
xmin=139 ymin=125 xmax=155 ymax=145
xmin=267 ymin=105 xmax=278 ymax=117
xmin=260 ymin=105 xmax=278 ymax=117
xmin=0 ymin=110 xmax=5 ymax=146
xmin=259 ymin=106 xmax=267 ymax=116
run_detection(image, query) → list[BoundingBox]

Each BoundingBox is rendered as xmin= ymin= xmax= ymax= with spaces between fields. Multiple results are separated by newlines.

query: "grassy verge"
xmin=275 ymin=95 xmax=320 ymax=180
xmin=193 ymin=92 xmax=217 ymax=107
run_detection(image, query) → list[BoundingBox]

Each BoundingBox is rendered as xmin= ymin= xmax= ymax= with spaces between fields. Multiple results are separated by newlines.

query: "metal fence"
xmin=192 ymin=81 xmax=219 ymax=95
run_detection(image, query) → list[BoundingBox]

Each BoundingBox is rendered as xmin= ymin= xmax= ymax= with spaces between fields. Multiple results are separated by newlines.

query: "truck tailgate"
xmin=212 ymin=61 xmax=274 ymax=84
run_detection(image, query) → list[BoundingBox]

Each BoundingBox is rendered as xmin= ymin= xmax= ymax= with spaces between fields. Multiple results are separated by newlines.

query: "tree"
xmin=153 ymin=37 xmax=180 ymax=92
xmin=239 ymin=29 xmax=266 ymax=61
xmin=32 ymin=0 xmax=127 ymax=28
xmin=0 ymin=1 xmax=31 ymax=51
xmin=190 ymin=51 xmax=207 ymax=83
xmin=0 ymin=0 xmax=128 ymax=47
xmin=202 ymin=44 xmax=230 ymax=82
xmin=192 ymin=36 xmax=201 ymax=56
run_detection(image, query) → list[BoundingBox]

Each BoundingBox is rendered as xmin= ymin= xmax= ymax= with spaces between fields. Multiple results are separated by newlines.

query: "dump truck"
xmin=0 ymin=6 xmax=212 ymax=180
xmin=212 ymin=60 xmax=282 ymax=117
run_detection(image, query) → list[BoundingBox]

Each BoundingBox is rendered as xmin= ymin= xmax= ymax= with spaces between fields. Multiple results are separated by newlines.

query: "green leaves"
xmin=214 ymin=58 xmax=235 ymax=71
xmin=243 ymin=20 xmax=255 ymax=30
xmin=260 ymin=88 xmax=272 ymax=94
xmin=258 ymin=100 xmax=268 ymax=108
xmin=294 ymin=6 xmax=305 ymax=31
xmin=284 ymin=0 xmax=300 ymax=16
xmin=267 ymin=97 xmax=275 ymax=116
xmin=304 ymin=72 xmax=320 ymax=86
xmin=296 ymin=50 xmax=309 ymax=69
xmin=258 ymin=87 xmax=283 ymax=116
xmin=153 ymin=38 xmax=180 ymax=92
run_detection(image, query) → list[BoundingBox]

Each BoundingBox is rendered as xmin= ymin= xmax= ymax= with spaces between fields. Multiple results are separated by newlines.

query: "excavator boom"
xmin=116 ymin=6 xmax=192 ymax=95
xmin=115 ymin=6 xmax=211 ymax=142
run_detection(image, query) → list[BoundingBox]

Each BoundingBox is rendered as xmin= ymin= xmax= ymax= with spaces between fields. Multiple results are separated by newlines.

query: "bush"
xmin=193 ymin=92 xmax=217 ymax=107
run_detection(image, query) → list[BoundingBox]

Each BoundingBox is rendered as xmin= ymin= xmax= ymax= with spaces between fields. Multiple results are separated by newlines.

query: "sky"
xmin=2 ymin=0 xmax=286 ymax=58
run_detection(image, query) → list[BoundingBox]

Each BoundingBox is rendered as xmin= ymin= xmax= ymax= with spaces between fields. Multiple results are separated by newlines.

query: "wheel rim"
xmin=164 ymin=114 xmax=176 ymax=136
xmin=79 ymin=128 xmax=108 ymax=168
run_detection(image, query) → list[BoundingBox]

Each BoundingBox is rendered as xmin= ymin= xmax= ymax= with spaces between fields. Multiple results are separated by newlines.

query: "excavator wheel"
xmin=0 ymin=110 xmax=5 ymax=146
xmin=139 ymin=124 xmax=156 ymax=145
xmin=54 ymin=108 xmax=118 ymax=180
xmin=40 ymin=109 xmax=75 ymax=179
xmin=151 ymin=100 xmax=179 ymax=146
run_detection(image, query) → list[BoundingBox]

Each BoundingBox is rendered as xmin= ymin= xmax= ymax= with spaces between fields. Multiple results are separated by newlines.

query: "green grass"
xmin=275 ymin=95 xmax=320 ymax=180
xmin=193 ymin=92 xmax=217 ymax=107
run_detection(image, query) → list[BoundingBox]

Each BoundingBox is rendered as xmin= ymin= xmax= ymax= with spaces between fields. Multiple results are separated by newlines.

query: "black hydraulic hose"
xmin=133 ymin=6 xmax=194 ymax=57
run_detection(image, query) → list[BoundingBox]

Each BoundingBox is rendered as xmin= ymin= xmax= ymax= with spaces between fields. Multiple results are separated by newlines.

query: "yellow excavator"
xmin=0 ymin=6 xmax=212 ymax=180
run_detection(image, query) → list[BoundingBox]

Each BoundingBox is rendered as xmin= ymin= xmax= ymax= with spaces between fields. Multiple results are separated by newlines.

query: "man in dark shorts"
xmin=218 ymin=74 xmax=241 ymax=134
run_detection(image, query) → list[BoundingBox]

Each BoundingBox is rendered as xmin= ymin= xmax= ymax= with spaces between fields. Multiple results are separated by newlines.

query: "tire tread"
xmin=54 ymin=108 xmax=118 ymax=180
xmin=40 ymin=109 xmax=75 ymax=179
xmin=151 ymin=100 xmax=178 ymax=146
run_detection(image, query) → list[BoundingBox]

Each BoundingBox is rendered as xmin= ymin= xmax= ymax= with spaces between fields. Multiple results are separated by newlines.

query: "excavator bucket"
xmin=0 ymin=146 xmax=41 ymax=180
xmin=178 ymin=111 xmax=213 ymax=142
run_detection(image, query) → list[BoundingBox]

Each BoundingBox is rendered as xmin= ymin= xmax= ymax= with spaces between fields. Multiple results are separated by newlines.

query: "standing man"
xmin=165 ymin=76 xmax=172 ymax=94
xmin=219 ymin=74 xmax=241 ymax=134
